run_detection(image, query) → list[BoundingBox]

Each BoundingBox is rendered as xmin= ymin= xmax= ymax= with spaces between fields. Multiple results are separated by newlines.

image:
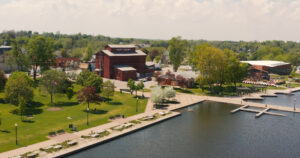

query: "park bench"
xmin=120 ymin=89 xmax=131 ymax=94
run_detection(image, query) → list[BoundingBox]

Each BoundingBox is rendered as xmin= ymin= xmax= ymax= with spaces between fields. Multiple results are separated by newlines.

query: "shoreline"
xmin=2 ymin=86 xmax=300 ymax=158
xmin=52 ymin=112 xmax=181 ymax=158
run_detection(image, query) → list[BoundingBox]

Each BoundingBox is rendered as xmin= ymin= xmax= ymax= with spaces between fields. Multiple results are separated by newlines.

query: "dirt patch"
xmin=46 ymin=107 xmax=63 ymax=111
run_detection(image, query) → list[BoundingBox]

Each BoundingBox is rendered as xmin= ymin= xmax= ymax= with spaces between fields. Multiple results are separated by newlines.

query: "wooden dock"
xmin=255 ymin=108 xmax=270 ymax=117
xmin=260 ymin=94 xmax=277 ymax=97
xmin=274 ymin=91 xmax=294 ymax=95
xmin=231 ymin=105 xmax=248 ymax=113
xmin=231 ymin=106 xmax=286 ymax=118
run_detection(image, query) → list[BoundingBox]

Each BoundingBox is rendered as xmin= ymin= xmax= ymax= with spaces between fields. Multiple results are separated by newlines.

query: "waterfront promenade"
xmin=1 ymin=87 xmax=300 ymax=158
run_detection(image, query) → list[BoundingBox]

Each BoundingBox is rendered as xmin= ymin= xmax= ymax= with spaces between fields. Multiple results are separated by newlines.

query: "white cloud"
xmin=0 ymin=0 xmax=299 ymax=41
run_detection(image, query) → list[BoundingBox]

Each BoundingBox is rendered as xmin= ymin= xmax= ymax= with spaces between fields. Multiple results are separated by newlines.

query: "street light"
xmin=136 ymin=97 xmax=139 ymax=113
xmin=15 ymin=123 xmax=18 ymax=145
xmin=294 ymin=98 xmax=296 ymax=111
xmin=87 ymin=107 xmax=89 ymax=126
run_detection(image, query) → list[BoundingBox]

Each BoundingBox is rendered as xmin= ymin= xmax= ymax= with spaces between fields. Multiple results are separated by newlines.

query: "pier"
xmin=230 ymin=106 xmax=286 ymax=118
xmin=230 ymin=105 xmax=249 ymax=113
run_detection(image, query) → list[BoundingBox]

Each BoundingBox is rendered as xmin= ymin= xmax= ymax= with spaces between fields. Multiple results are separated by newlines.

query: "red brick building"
xmin=248 ymin=68 xmax=270 ymax=80
xmin=95 ymin=45 xmax=154 ymax=81
xmin=241 ymin=60 xmax=292 ymax=75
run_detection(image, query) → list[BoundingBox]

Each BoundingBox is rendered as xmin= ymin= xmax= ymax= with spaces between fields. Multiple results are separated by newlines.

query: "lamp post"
xmin=15 ymin=123 xmax=18 ymax=145
xmin=136 ymin=97 xmax=139 ymax=113
xmin=294 ymin=98 xmax=296 ymax=111
xmin=87 ymin=107 xmax=89 ymax=126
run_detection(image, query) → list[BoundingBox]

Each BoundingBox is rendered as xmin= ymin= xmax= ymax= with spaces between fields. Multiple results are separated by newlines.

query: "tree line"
xmin=2 ymin=30 xmax=299 ymax=68
xmin=168 ymin=37 xmax=248 ymax=92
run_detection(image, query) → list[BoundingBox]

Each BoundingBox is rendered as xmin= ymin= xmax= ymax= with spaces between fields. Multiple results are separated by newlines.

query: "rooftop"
xmin=102 ymin=49 xmax=146 ymax=57
xmin=0 ymin=46 xmax=12 ymax=49
xmin=79 ymin=63 xmax=89 ymax=69
xmin=115 ymin=65 xmax=136 ymax=71
xmin=107 ymin=44 xmax=135 ymax=49
xmin=241 ymin=60 xmax=290 ymax=67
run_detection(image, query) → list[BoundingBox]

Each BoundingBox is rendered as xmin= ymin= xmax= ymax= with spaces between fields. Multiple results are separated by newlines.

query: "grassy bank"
xmin=174 ymin=83 xmax=288 ymax=96
xmin=0 ymin=84 xmax=147 ymax=153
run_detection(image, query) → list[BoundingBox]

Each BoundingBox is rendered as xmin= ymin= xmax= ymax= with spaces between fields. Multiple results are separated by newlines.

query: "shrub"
xmin=48 ymin=131 xmax=56 ymax=136
xmin=151 ymin=86 xmax=164 ymax=105
xmin=57 ymin=129 xmax=65 ymax=134
xmin=164 ymin=86 xmax=176 ymax=100
xmin=5 ymin=71 xmax=34 ymax=105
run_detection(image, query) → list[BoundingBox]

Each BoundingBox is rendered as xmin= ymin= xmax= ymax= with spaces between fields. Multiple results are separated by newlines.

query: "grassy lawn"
xmin=174 ymin=85 xmax=239 ymax=96
xmin=0 ymin=84 xmax=147 ymax=153
xmin=174 ymin=83 xmax=289 ymax=96
xmin=269 ymin=74 xmax=300 ymax=88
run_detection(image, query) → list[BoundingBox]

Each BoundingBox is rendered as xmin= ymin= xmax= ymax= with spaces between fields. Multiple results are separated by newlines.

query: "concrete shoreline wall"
xmin=53 ymin=113 xmax=181 ymax=158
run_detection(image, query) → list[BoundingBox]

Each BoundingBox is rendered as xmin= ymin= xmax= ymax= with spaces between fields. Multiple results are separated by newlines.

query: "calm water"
xmin=248 ymin=91 xmax=300 ymax=107
xmin=68 ymin=101 xmax=300 ymax=158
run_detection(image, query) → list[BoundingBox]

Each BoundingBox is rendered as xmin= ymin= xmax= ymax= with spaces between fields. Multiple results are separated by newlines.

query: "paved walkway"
xmin=1 ymin=87 xmax=300 ymax=158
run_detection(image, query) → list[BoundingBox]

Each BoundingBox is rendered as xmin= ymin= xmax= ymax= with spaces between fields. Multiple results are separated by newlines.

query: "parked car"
xmin=155 ymin=67 xmax=162 ymax=71
xmin=143 ymin=77 xmax=152 ymax=82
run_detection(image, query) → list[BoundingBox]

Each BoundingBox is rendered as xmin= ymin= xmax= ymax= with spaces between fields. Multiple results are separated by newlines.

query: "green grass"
xmin=129 ymin=120 xmax=141 ymax=124
xmin=0 ymin=84 xmax=147 ymax=153
xmin=174 ymin=84 xmax=240 ymax=96
xmin=174 ymin=83 xmax=288 ymax=96
xmin=138 ymin=88 xmax=151 ymax=92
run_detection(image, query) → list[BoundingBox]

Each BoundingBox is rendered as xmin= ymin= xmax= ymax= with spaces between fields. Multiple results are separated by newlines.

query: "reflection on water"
xmin=68 ymin=101 xmax=300 ymax=158
xmin=248 ymin=92 xmax=300 ymax=107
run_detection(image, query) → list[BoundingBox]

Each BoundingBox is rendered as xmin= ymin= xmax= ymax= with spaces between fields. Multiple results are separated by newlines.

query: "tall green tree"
xmin=189 ymin=44 xmax=221 ymax=89
xmin=6 ymin=38 xmax=30 ymax=71
xmin=168 ymin=37 xmax=188 ymax=72
xmin=5 ymin=72 xmax=34 ymax=105
xmin=66 ymin=87 xmax=74 ymax=100
xmin=83 ymin=45 xmax=93 ymax=62
xmin=102 ymin=80 xmax=115 ymax=101
xmin=85 ymin=73 xmax=103 ymax=93
xmin=27 ymin=36 xmax=55 ymax=81
xmin=77 ymin=70 xmax=93 ymax=86
xmin=0 ymin=71 xmax=7 ymax=91
xmin=137 ymin=80 xmax=145 ymax=97
xmin=127 ymin=79 xmax=136 ymax=95
xmin=77 ymin=86 xmax=103 ymax=109
xmin=40 ymin=70 xmax=69 ymax=104
xmin=226 ymin=50 xmax=249 ymax=88
xmin=77 ymin=70 xmax=103 ymax=92
xmin=18 ymin=95 xmax=27 ymax=121
xmin=214 ymin=49 xmax=228 ymax=88
xmin=190 ymin=44 xmax=248 ymax=91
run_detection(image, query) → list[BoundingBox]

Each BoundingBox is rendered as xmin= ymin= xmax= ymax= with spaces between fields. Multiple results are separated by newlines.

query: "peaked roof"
xmin=241 ymin=60 xmax=290 ymax=67
xmin=107 ymin=44 xmax=135 ymax=48
xmin=102 ymin=50 xmax=146 ymax=57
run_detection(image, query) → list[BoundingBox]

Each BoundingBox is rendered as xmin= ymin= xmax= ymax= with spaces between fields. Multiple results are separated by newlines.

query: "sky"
xmin=0 ymin=0 xmax=300 ymax=41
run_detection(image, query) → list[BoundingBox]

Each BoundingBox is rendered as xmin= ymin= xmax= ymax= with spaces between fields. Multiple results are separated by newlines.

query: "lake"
xmin=67 ymin=101 xmax=300 ymax=158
